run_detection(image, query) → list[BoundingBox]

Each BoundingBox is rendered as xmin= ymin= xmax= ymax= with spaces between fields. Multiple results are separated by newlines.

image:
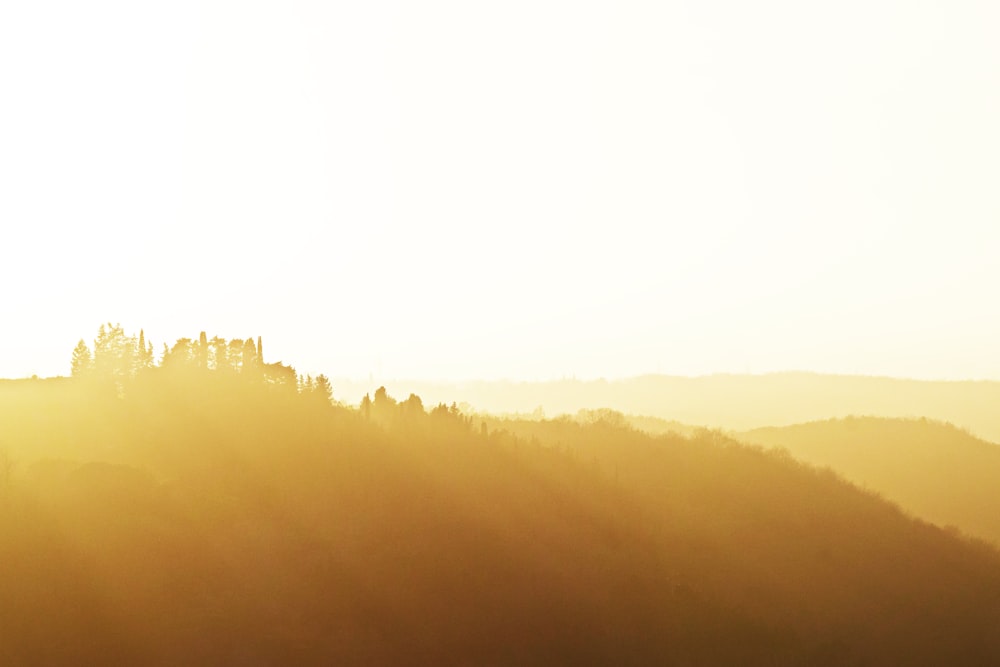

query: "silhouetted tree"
xmin=227 ymin=339 xmax=245 ymax=372
xmin=135 ymin=330 xmax=154 ymax=372
xmin=198 ymin=332 xmax=209 ymax=370
xmin=373 ymin=386 xmax=394 ymax=410
xmin=403 ymin=393 xmax=424 ymax=416
xmin=209 ymin=336 xmax=229 ymax=371
xmin=162 ymin=338 xmax=195 ymax=369
xmin=242 ymin=338 xmax=258 ymax=374
xmin=263 ymin=362 xmax=297 ymax=392
xmin=372 ymin=386 xmax=397 ymax=425
xmin=71 ymin=340 xmax=93 ymax=378
xmin=314 ymin=375 xmax=333 ymax=404
xmin=92 ymin=323 xmax=135 ymax=389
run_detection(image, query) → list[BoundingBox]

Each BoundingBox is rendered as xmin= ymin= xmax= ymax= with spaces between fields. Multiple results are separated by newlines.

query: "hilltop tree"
xmin=371 ymin=386 xmax=397 ymax=425
xmin=227 ymin=339 xmax=245 ymax=372
xmin=373 ymin=386 xmax=395 ymax=412
xmin=263 ymin=361 xmax=297 ymax=392
xmin=242 ymin=338 xmax=258 ymax=374
xmin=71 ymin=340 xmax=93 ymax=378
xmin=198 ymin=332 xmax=209 ymax=369
xmin=314 ymin=374 xmax=333 ymax=404
xmin=92 ymin=323 xmax=136 ymax=387
xmin=403 ymin=393 xmax=424 ymax=416
xmin=209 ymin=336 xmax=229 ymax=371
xmin=135 ymin=330 xmax=154 ymax=372
xmin=161 ymin=338 xmax=195 ymax=369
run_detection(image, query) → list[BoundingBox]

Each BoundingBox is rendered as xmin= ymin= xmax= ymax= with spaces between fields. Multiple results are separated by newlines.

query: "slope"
xmin=742 ymin=416 xmax=1000 ymax=545
xmin=1 ymin=373 xmax=1000 ymax=665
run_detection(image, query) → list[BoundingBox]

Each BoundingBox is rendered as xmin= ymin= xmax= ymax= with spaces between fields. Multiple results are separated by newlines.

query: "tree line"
xmin=70 ymin=323 xmax=322 ymax=398
xmin=67 ymin=324 xmax=474 ymax=427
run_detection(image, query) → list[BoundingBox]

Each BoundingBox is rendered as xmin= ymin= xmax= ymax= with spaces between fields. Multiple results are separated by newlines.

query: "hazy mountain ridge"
xmin=332 ymin=372 xmax=1000 ymax=442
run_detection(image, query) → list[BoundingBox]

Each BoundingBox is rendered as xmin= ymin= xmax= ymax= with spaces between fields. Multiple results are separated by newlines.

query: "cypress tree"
xmin=198 ymin=331 xmax=209 ymax=369
xmin=71 ymin=340 xmax=93 ymax=378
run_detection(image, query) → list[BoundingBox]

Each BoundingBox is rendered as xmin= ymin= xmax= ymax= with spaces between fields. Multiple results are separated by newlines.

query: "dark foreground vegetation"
xmin=2 ymin=330 xmax=1000 ymax=665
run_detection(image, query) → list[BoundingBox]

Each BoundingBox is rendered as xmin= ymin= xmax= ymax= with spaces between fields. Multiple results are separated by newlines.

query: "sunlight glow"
xmin=2 ymin=1 xmax=998 ymax=380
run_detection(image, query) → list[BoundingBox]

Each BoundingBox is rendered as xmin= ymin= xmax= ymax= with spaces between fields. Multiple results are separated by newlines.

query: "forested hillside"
xmin=742 ymin=417 xmax=1000 ymax=546
xmin=2 ymin=329 xmax=1000 ymax=665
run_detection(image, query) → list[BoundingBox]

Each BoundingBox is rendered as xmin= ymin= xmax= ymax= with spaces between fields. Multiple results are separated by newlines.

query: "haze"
xmin=2 ymin=1 xmax=999 ymax=381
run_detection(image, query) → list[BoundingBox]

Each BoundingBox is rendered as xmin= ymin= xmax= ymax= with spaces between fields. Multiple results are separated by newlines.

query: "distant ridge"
xmin=742 ymin=416 xmax=1000 ymax=546
xmin=330 ymin=372 xmax=1000 ymax=442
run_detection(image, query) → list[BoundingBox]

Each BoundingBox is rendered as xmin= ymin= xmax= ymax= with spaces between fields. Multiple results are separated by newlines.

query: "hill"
xmin=3 ymin=367 xmax=1000 ymax=664
xmin=742 ymin=416 xmax=1000 ymax=546
xmin=332 ymin=373 xmax=1000 ymax=442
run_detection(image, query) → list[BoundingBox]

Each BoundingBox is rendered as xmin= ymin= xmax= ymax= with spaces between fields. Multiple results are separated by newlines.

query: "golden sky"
xmin=1 ymin=1 xmax=999 ymax=381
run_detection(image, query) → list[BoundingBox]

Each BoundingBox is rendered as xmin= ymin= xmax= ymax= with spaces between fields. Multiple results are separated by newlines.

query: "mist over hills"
xmin=7 ymin=0 xmax=1000 ymax=661
xmin=742 ymin=417 xmax=1000 ymax=546
xmin=2 ymin=347 xmax=1000 ymax=663
xmin=333 ymin=373 xmax=1000 ymax=442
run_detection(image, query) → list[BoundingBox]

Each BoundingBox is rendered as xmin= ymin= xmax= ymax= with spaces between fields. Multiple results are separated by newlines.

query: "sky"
xmin=1 ymin=0 xmax=999 ymax=381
